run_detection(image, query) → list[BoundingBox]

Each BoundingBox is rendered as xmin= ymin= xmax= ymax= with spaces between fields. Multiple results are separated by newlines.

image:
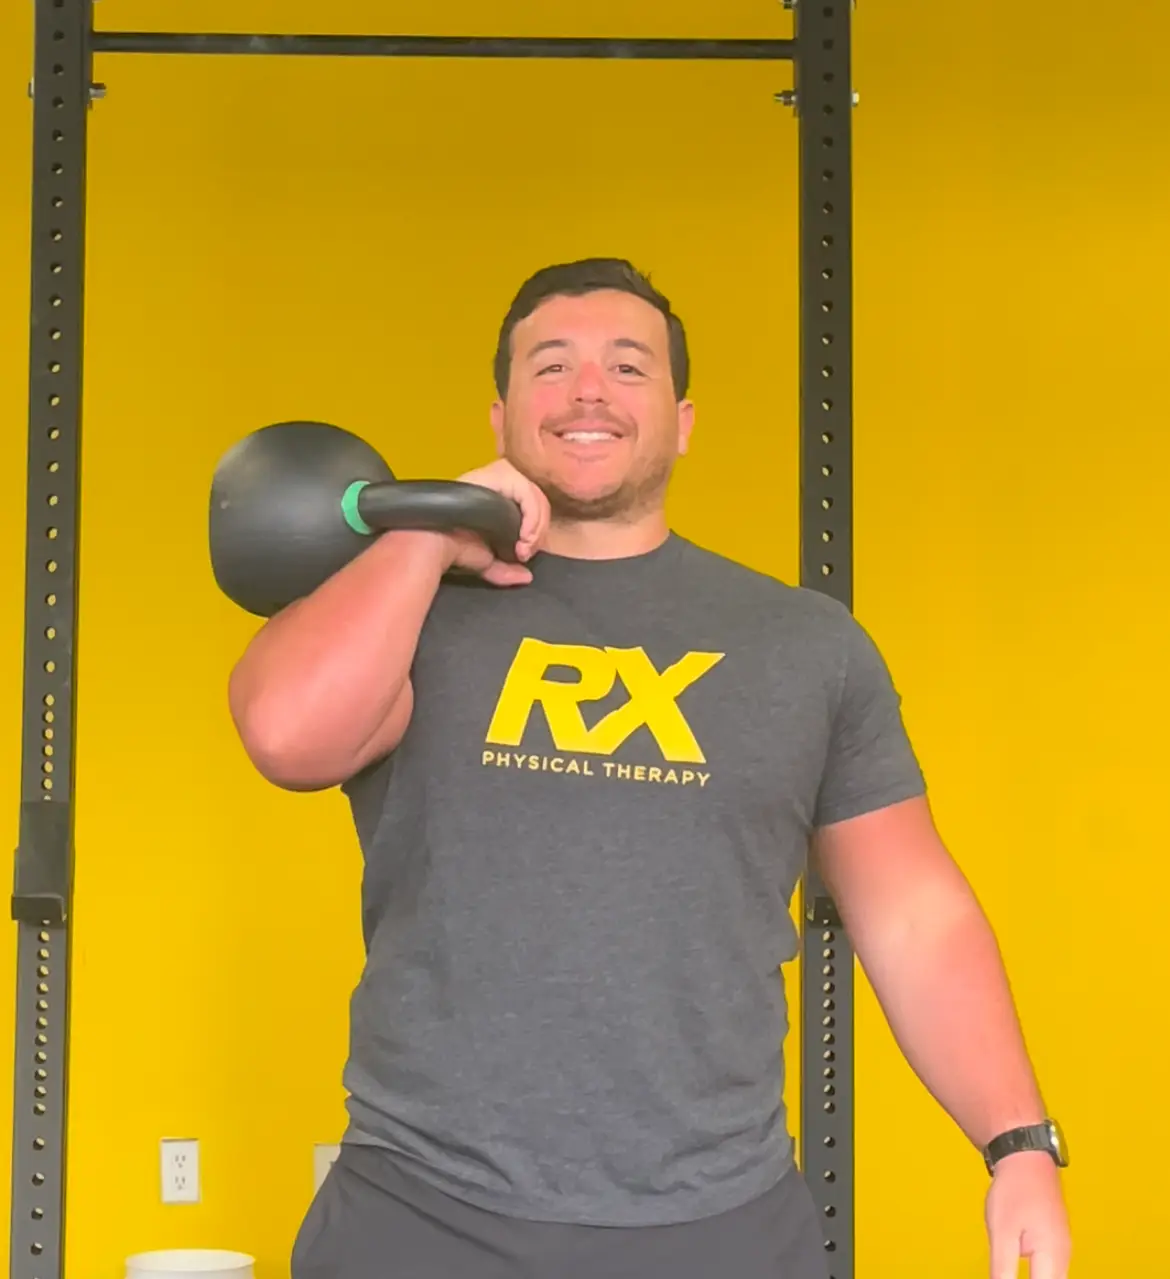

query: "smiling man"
xmin=229 ymin=258 xmax=1072 ymax=1279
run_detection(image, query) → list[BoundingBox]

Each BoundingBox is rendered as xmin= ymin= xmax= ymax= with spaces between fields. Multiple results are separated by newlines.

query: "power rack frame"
xmin=12 ymin=3 xmax=858 ymax=1275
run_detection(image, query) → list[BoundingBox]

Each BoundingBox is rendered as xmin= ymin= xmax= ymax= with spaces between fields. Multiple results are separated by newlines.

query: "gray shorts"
xmin=291 ymin=1145 xmax=831 ymax=1279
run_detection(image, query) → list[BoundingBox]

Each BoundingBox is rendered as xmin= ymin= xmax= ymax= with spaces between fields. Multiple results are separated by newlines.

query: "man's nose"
xmin=571 ymin=362 xmax=608 ymax=402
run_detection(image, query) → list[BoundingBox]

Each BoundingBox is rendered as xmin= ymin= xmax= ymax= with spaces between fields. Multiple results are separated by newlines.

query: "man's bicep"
xmin=813 ymin=615 xmax=926 ymax=830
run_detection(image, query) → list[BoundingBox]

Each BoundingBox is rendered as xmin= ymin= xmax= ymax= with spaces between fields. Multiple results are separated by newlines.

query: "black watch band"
xmin=982 ymin=1119 xmax=1068 ymax=1175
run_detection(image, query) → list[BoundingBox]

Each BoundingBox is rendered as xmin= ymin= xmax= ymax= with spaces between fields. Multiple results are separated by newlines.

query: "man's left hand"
xmin=985 ymin=1151 xmax=1071 ymax=1278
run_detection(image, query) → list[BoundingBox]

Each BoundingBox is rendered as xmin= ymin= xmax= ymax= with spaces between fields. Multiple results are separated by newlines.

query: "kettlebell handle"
xmin=342 ymin=478 xmax=522 ymax=565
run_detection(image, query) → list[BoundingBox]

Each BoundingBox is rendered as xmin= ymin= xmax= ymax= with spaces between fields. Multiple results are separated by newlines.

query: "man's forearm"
xmin=858 ymin=893 xmax=1047 ymax=1152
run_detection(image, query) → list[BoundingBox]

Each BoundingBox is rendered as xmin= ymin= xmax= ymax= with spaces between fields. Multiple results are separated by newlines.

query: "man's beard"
xmin=539 ymin=456 xmax=674 ymax=523
xmin=506 ymin=407 xmax=673 ymax=523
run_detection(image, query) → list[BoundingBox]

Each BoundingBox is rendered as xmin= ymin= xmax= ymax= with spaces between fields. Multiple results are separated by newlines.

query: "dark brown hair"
xmin=493 ymin=257 xmax=690 ymax=401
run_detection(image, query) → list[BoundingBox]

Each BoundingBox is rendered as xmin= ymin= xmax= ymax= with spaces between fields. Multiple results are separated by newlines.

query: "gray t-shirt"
xmin=339 ymin=532 xmax=926 ymax=1227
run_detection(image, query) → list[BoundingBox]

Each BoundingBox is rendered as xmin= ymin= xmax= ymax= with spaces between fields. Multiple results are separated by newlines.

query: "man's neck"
xmin=541 ymin=512 xmax=671 ymax=561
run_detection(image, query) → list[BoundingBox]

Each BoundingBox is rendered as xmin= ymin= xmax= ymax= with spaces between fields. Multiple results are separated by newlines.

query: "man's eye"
xmin=616 ymin=364 xmax=644 ymax=376
xmin=537 ymin=364 xmax=565 ymax=375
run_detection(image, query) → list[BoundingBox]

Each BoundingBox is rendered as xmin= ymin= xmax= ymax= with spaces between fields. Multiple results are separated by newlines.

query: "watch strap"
xmin=982 ymin=1120 xmax=1067 ymax=1174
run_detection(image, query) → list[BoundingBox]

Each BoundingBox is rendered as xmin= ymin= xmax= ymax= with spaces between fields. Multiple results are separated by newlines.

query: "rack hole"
xmin=44 ymin=598 xmax=56 ymax=610
xmin=50 ymin=263 xmax=62 ymax=274
xmin=52 ymin=131 xmax=64 ymax=143
xmin=46 ymin=561 xmax=58 ymax=574
xmin=822 ymin=136 xmax=834 ymax=148
xmin=823 ymin=170 xmax=835 ymax=182
xmin=48 ymin=430 xmax=60 ymax=442
xmin=53 ymin=64 xmax=64 ymax=75
xmin=47 ymin=527 xmax=58 ymax=539
xmin=51 ymin=162 xmax=63 ymax=174
xmin=48 ymin=492 xmax=59 ymax=503
xmin=52 ymin=97 xmax=64 ymax=108
xmin=822 ymin=236 xmax=834 ymax=249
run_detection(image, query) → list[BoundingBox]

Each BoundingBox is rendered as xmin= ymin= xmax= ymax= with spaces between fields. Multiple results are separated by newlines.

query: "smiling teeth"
xmin=562 ymin=431 xmax=618 ymax=442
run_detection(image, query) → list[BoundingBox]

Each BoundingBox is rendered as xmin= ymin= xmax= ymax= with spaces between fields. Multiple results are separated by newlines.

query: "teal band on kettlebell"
xmin=341 ymin=480 xmax=375 ymax=535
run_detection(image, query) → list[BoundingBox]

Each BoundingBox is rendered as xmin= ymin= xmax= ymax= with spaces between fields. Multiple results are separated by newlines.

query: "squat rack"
xmin=12 ymin=2 xmax=857 ymax=1275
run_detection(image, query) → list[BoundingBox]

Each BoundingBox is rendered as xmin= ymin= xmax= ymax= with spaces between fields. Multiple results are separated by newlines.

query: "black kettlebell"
xmin=209 ymin=421 xmax=522 ymax=617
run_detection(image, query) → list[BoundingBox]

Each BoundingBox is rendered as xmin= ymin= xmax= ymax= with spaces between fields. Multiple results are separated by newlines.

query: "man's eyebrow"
xmin=525 ymin=339 xmax=571 ymax=361
xmin=523 ymin=337 xmax=658 ymax=362
xmin=612 ymin=338 xmax=656 ymax=359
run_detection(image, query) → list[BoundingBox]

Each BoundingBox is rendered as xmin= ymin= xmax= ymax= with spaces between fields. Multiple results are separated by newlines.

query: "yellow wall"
xmin=1 ymin=1 xmax=1166 ymax=1276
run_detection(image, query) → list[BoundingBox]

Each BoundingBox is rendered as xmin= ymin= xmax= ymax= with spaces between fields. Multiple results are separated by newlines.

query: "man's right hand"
xmin=441 ymin=459 xmax=551 ymax=586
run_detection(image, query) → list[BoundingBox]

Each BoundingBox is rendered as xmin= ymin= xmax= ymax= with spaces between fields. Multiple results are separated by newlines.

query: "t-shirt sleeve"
xmin=813 ymin=611 xmax=927 ymax=829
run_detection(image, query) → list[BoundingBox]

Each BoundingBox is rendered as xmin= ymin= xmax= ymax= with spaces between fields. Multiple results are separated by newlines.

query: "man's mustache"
xmin=543 ymin=406 xmax=633 ymax=432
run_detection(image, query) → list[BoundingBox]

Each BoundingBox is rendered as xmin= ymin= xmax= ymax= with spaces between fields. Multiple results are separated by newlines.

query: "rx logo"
xmin=485 ymin=638 xmax=724 ymax=764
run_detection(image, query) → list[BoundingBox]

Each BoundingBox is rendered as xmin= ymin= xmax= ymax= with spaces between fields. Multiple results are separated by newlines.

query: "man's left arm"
xmin=813 ymin=794 xmax=1072 ymax=1279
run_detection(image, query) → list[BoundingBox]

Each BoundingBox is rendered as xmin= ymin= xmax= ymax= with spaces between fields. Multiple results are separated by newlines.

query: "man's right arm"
xmin=227 ymin=529 xmax=453 ymax=791
xmin=226 ymin=459 xmax=551 ymax=792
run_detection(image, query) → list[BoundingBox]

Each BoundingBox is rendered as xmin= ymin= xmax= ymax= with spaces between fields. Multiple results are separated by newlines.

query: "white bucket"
xmin=126 ymin=1250 xmax=255 ymax=1279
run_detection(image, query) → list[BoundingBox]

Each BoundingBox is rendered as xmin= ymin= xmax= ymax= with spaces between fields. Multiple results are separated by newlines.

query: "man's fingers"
xmin=988 ymin=1229 xmax=1021 ymax=1279
xmin=482 ymin=560 xmax=533 ymax=588
xmin=1026 ymin=1247 xmax=1070 ymax=1279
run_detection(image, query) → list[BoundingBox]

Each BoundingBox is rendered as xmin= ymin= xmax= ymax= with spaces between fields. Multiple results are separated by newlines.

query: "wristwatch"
xmin=982 ymin=1118 xmax=1068 ymax=1175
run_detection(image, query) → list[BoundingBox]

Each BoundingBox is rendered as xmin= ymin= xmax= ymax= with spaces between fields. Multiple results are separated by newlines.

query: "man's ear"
xmin=676 ymin=399 xmax=696 ymax=456
xmin=490 ymin=400 xmax=506 ymax=455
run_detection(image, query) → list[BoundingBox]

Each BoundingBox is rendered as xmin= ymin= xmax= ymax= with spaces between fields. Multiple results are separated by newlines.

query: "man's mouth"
xmin=556 ymin=428 xmax=624 ymax=443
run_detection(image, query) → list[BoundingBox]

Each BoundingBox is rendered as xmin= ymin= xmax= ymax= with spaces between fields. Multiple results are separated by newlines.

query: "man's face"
xmin=490 ymin=289 xmax=694 ymax=522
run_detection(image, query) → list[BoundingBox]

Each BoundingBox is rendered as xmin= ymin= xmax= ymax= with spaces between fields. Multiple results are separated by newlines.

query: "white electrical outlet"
xmin=161 ymin=1138 xmax=200 ymax=1204
xmin=313 ymin=1143 xmax=340 ymax=1193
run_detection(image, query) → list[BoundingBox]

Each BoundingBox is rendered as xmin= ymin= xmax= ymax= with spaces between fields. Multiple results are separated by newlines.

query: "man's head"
xmin=490 ymin=258 xmax=694 ymax=525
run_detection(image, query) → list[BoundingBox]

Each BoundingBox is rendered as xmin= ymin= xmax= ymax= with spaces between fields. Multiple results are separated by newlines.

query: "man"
xmin=229 ymin=259 xmax=1072 ymax=1278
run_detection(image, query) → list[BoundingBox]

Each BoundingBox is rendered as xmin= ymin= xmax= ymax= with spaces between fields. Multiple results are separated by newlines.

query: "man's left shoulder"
xmin=675 ymin=535 xmax=855 ymax=630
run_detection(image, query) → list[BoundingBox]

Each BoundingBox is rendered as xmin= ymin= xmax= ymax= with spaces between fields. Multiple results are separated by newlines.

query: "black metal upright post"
xmin=793 ymin=2 xmax=856 ymax=1276
xmin=11 ymin=2 xmax=93 ymax=1277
